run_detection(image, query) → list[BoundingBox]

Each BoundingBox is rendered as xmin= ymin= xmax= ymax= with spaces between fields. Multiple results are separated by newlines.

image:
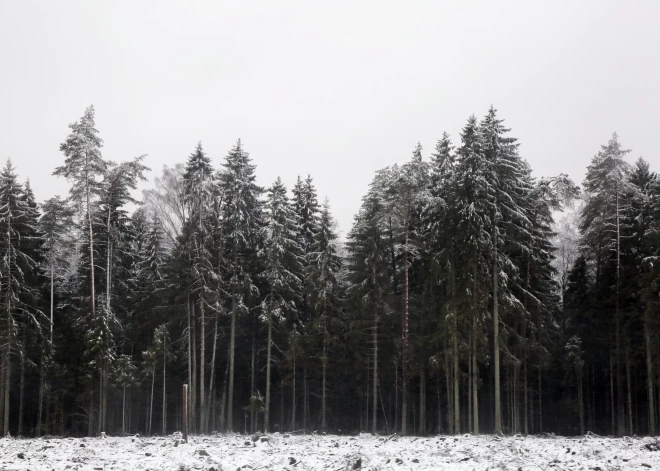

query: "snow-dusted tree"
xmin=480 ymin=106 xmax=533 ymax=434
xmin=346 ymin=185 xmax=389 ymax=435
xmin=113 ymin=354 xmax=137 ymax=434
xmin=387 ymin=143 xmax=428 ymax=435
xmin=54 ymin=105 xmax=107 ymax=321
xmin=307 ymin=200 xmax=342 ymax=433
xmin=39 ymin=197 xmax=74 ymax=348
xmin=261 ymin=177 xmax=303 ymax=432
xmin=0 ymin=160 xmax=43 ymax=437
xmin=218 ymin=139 xmax=264 ymax=431
xmin=100 ymin=157 xmax=148 ymax=311
xmin=181 ymin=142 xmax=217 ymax=432
xmin=579 ymin=133 xmax=634 ymax=436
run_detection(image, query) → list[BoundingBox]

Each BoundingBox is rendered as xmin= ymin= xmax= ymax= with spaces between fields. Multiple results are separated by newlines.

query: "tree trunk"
xmin=199 ymin=299 xmax=205 ymax=434
xmin=646 ymin=323 xmax=656 ymax=435
xmin=250 ymin=328 xmax=256 ymax=434
xmin=163 ymin=332 xmax=167 ymax=435
xmin=17 ymin=343 xmax=25 ymax=436
xmin=303 ymin=367 xmax=308 ymax=433
xmin=321 ymin=307 xmax=328 ymax=433
xmin=187 ymin=295 xmax=193 ymax=435
xmin=627 ymin=348 xmax=633 ymax=435
xmin=401 ymin=212 xmax=410 ymax=436
xmin=228 ymin=283 xmax=237 ymax=431
xmin=373 ymin=310 xmax=378 ymax=435
xmin=419 ymin=365 xmax=426 ymax=435
xmin=290 ymin=356 xmax=296 ymax=431
xmin=265 ymin=307 xmax=273 ymax=432
xmin=122 ymin=385 xmax=126 ymax=434
xmin=493 ymin=220 xmax=502 ymax=434
xmin=610 ymin=352 xmax=615 ymax=435
xmin=37 ymin=349 xmax=45 ymax=436
xmin=472 ymin=316 xmax=479 ymax=434
xmin=191 ymin=302 xmax=197 ymax=433
xmin=207 ymin=311 xmax=218 ymax=433
xmin=538 ymin=366 xmax=543 ymax=433
xmin=615 ymin=190 xmax=625 ymax=436
xmin=149 ymin=364 xmax=155 ymax=435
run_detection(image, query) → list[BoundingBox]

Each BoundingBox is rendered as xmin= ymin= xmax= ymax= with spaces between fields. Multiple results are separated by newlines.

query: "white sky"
xmin=1 ymin=0 xmax=658 ymax=235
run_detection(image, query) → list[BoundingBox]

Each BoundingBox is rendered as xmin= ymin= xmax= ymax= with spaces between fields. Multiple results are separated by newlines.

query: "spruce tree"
xmin=261 ymin=177 xmax=303 ymax=432
xmin=218 ymin=139 xmax=264 ymax=431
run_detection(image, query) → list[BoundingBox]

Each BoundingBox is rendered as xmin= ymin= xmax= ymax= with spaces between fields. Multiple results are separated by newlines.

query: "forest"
xmin=0 ymin=104 xmax=658 ymax=439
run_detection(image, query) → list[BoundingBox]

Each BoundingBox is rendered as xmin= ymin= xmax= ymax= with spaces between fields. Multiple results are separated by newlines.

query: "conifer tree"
xmin=261 ymin=177 xmax=303 ymax=432
xmin=307 ymin=200 xmax=342 ymax=433
xmin=218 ymin=139 xmax=264 ymax=431
xmin=0 ymin=160 xmax=43 ymax=436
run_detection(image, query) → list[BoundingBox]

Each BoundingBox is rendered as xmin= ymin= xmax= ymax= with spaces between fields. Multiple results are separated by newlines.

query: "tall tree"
xmin=261 ymin=177 xmax=303 ymax=432
xmin=218 ymin=139 xmax=264 ymax=431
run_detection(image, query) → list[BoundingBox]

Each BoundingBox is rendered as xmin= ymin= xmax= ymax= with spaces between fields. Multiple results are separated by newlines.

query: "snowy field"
xmin=1 ymin=432 xmax=659 ymax=471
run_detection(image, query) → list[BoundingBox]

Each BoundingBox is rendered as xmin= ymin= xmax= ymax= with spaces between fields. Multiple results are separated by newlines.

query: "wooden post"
xmin=183 ymin=384 xmax=189 ymax=443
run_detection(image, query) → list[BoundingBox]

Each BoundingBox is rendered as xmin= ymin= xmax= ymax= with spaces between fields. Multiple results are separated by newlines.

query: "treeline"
xmin=0 ymin=105 xmax=658 ymax=438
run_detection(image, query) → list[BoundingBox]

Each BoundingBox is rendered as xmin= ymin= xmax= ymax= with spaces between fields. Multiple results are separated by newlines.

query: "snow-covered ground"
xmin=1 ymin=432 xmax=659 ymax=470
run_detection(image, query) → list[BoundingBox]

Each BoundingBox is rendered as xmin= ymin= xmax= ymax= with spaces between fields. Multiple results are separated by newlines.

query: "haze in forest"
xmin=1 ymin=0 xmax=659 ymax=234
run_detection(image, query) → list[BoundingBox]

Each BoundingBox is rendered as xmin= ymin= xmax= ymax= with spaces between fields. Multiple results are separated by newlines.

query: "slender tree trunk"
xmin=468 ymin=345 xmax=473 ymax=433
xmin=303 ymin=367 xmax=308 ymax=433
xmin=445 ymin=355 xmax=452 ymax=433
xmin=646 ymin=322 xmax=656 ymax=435
xmin=615 ymin=190 xmax=624 ymax=436
xmin=149 ymin=365 xmax=155 ymax=435
xmin=187 ymin=295 xmax=193 ymax=435
xmin=219 ymin=347 xmax=230 ymax=432
xmin=290 ymin=356 xmax=296 ymax=431
xmin=200 ymin=299 xmax=205 ymax=434
xmin=321 ymin=307 xmax=328 ymax=433
xmin=18 ymin=343 xmax=25 ymax=436
xmin=163 ymin=333 xmax=167 ymax=435
xmin=493 ymin=220 xmax=502 ymax=434
xmin=228 ymin=246 xmax=238 ymax=432
xmin=472 ymin=318 xmax=479 ymax=434
xmin=538 ymin=366 xmax=543 ymax=432
xmin=524 ymin=358 xmax=528 ymax=435
xmin=578 ymin=366 xmax=584 ymax=435
xmin=265 ymin=307 xmax=273 ymax=432
xmin=373 ymin=310 xmax=378 ymax=435
xmin=207 ymin=311 xmax=218 ymax=432
xmin=250 ymin=327 xmax=255 ymax=433
xmin=627 ymin=348 xmax=633 ymax=435
xmin=419 ymin=365 xmax=426 ymax=435
xmin=37 ymin=349 xmax=45 ymax=436
xmin=122 ymin=385 xmax=126 ymax=434
xmin=401 ymin=219 xmax=410 ymax=436
xmin=191 ymin=303 xmax=197 ymax=433
xmin=610 ymin=351 xmax=615 ymax=435
xmin=472 ymin=260 xmax=479 ymax=434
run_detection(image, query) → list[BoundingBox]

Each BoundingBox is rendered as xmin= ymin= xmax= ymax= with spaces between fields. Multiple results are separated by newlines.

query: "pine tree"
xmin=54 ymin=105 xmax=106 ymax=321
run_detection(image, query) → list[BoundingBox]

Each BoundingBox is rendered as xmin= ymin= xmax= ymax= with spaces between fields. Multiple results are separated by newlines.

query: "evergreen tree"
xmin=0 ymin=160 xmax=43 ymax=436
xmin=307 ymin=200 xmax=342 ymax=433
xmin=218 ymin=139 xmax=264 ymax=431
xmin=261 ymin=177 xmax=304 ymax=432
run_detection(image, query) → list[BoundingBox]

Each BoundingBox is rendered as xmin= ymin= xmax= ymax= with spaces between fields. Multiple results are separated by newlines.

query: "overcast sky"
xmin=1 ymin=0 xmax=658 ymax=235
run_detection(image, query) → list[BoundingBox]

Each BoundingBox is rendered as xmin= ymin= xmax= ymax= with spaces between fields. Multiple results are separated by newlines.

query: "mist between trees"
xmin=0 ymin=105 xmax=659 ymax=438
